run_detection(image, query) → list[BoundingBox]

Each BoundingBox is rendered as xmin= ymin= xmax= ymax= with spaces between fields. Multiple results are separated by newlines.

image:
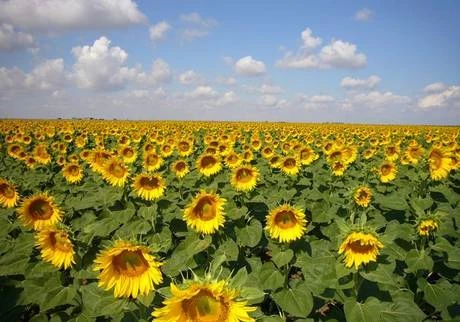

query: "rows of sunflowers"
xmin=0 ymin=119 xmax=459 ymax=322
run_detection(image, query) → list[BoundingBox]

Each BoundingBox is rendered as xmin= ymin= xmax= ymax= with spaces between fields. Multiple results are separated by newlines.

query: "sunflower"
xmin=184 ymin=191 xmax=226 ymax=235
xmin=62 ymin=164 xmax=84 ymax=184
xmin=35 ymin=227 xmax=75 ymax=269
xmin=93 ymin=240 xmax=163 ymax=298
xmin=177 ymin=140 xmax=194 ymax=157
xmin=281 ymin=156 xmax=300 ymax=176
xmin=299 ymin=146 xmax=317 ymax=165
xmin=230 ymin=165 xmax=259 ymax=192
xmin=120 ymin=146 xmax=137 ymax=164
xmin=378 ymin=161 xmax=397 ymax=183
xmin=418 ymin=219 xmax=439 ymax=236
xmin=268 ymin=155 xmax=282 ymax=169
xmin=405 ymin=144 xmax=424 ymax=164
xmin=143 ymin=152 xmax=164 ymax=172
xmin=197 ymin=154 xmax=222 ymax=177
xmin=338 ymin=231 xmax=384 ymax=269
xmin=132 ymin=173 xmax=166 ymax=200
xmin=428 ymin=147 xmax=452 ymax=181
xmin=102 ymin=158 xmax=129 ymax=187
xmin=18 ymin=193 xmax=62 ymax=230
xmin=225 ymin=152 xmax=242 ymax=169
xmin=331 ymin=161 xmax=347 ymax=176
xmin=265 ymin=204 xmax=307 ymax=243
xmin=354 ymin=186 xmax=372 ymax=208
xmin=0 ymin=179 xmax=19 ymax=208
xmin=171 ymin=160 xmax=190 ymax=178
xmin=152 ymin=278 xmax=256 ymax=322
xmin=384 ymin=145 xmax=400 ymax=162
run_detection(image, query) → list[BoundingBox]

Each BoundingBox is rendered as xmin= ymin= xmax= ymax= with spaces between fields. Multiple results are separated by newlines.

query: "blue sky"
xmin=0 ymin=0 xmax=459 ymax=124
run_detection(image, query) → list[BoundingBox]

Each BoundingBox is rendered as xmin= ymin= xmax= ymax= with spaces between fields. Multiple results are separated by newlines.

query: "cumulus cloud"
xmin=137 ymin=58 xmax=172 ymax=85
xmin=341 ymin=75 xmax=381 ymax=89
xmin=216 ymin=91 xmax=239 ymax=106
xmin=259 ymin=84 xmax=283 ymax=94
xmin=180 ymin=12 xmax=217 ymax=41
xmin=178 ymin=70 xmax=201 ymax=85
xmin=0 ymin=0 xmax=146 ymax=31
xmin=276 ymin=28 xmax=367 ymax=69
xmin=418 ymin=85 xmax=460 ymax=109
xmin=149 ymin=21 xmax=170 ymax=43
xmin=301 ymin=28 xmax=322 ymax=49
xmin=351 ymin=91 xmax=411 ymax=109
xmin=0 ymin=59 xmax=65 ymax=92
xmin=217 ymin=76 xmax=236 ymax=86
xmin=423 ymin=82 xmax=447 ymax=93
xmin=355 ymin=8 xmax=374 ymax=21
xmin=294 ymin=94 xmax=335 ymax=109
xmin=234 ymin=56 xmax=266 ymax=76
xmin=71 ymin=36 xmax=133 ymax=90
xmin=186 ymin=85 xmax=218 ymax=99
xmin=0 ymin=23 xmax=35 ymax=51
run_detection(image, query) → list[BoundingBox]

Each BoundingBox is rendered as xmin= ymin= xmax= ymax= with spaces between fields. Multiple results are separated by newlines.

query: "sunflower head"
xmin=171 ymin=160 xmax=190 ymax=178
xmin=152 ymin=278 xmax=256 ymax=322
xmin=281 ymin=156 xmax=300 ymax=176
xmin=184 ymin=191 xmax=226 ymax=235
xmin=269 ymin=155 xmax=282 ymax=169
xmin=230 ymin=165 xmax=259 ymax=192
xmin=93 ymin=240 xmax=163 ymax=298
xmin=120 ymin=146 xmax=137 ymax=163
xmin=338 ymin=231 xmax=384 ymax=269
xmin=265 ymin=204 xmax=308 ymax=243
xmin=62 ymin=164 xmax=84 ymax=184
xmin=36 ymin=227 xmax=75 ymax=269
xmin=197 ymin=154 xmax=222 ymax=177
xmin=428 ymin=147 xmax=452 ymax=181
xmin=417 ymin=218 xmax=439 ymax=236
xmin=132 ymin=173 xmax=166 ymax=200
xmin=0 ymin=179 xmax=19 ymax=208
xmin=379 ymin=161 xmax=397 ymax=183
xmin=331 ymin=161 xmax=347 ymax=176
xmin=354 ymin=186 xmax=372 ymax=208
xmin=143 ymin=152 xmax=163 ymax=172
xmin=225 ymin=152 xmax=242 ymax=169
xmin=18 ymin=193 xmax=62 ymax=230
xmin=102 ymin=158 xmax=129 ymax=187
xmin=299 ymin=146 xmax=317 ymax=165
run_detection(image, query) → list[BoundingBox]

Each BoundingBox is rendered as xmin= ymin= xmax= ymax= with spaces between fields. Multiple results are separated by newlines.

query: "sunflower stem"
xmin=353 ymin=271 xmax=362 ymax=300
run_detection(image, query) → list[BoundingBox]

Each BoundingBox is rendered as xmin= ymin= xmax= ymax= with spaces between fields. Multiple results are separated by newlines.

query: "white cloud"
xmin=25 ymin=58 xmax=65 ymax=90
xmin=179 ymin=70 xmax=201 ymax=85
xmin=260 ymin=94 xmax=278 ymax=106
xmin=0 ymin=23 xmax=35 ymax=51
xmin=423 ymin=82 xmax=447 ymax=93
xmin=71 ymin=36 xmax=132 ymax=90
xmin=0 ymin=0 xmax=146 ymax=31
xmin=355 ymin=8 xmax=374 ymax=21
xmin=341 ymin=75 xmax=381 ymax=89
xmin=186 ymin=85 xmax=218 ymax=99
xmin=301 ymin=28 xmax=322 ymax=49
xmin=319 ymin=40 xmax=367 ymax=68
xmin=0 ymin=59 xmax=65 ymax=92
xmin=418 ymin=85 xmax=460 ymax=109
xmin=234 ymin=56 xmax=266 ymax=76
xmin=260 ymin=84 xmax=283 ymax=94
xmin=180 ymin=12 xmax=217 ymax=41
xmin=351 ymin=91 xmax=410 ymax=109
xmin=217 ymin=76 xmax=236 ymax=86
xmin=137 ymin=58 xmax=172 ymax=85
xmin=216 ymin=91 xmax=239 ymax=106
xmin=276 ymin=28 xmax=367 ymax=69
xmin=149 ymin=21 xmax=170 ymax=43
xmin=310 ymin=95 xmax=335 ymax=103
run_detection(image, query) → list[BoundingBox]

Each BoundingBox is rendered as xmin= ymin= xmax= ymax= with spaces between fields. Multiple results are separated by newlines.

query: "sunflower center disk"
xmin=69 ymin=166 xmax=79 ymax=176
xmin=0 ymin=184 xmax=15 ymax=198
xmin=112 ymin=250 xmax=149 ymax=277
xmin=146 ymin=155 xmax=158 ymax=165
xmin=381 ymin=165 xmax=391 ymax=175
xmin=139 ymin=177 xmax=159 ymax=190
xmin=110 ymin=164 xmax=126 ymax=178
xmin=274 ymin=210 xmax=297 ymax=229
xmin=175 ymin=163 xmax=186 ymax=171
xmin=236 ymin=169 xmax=252 ymax=183
xmin=348 ymin=241 xmax=375 ymax=254
xmin=183 ymin=291 xmax=225 ymax=322
xmin=29 ymin=199 xmax=53 ymax=219
xmin=429 ymin=153 xmax=442 ymax=169
xmin=201 ymin=156 xmax=216 ymax=168
xmin=49 ymin=232 xmax=73 ymax=252
xmin=195 ymin=198 xmax=216 ymax=221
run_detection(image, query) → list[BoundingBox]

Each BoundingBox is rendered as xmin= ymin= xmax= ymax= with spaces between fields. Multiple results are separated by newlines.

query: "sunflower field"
xmin=0 ymin=119 xmax=459 ymax=322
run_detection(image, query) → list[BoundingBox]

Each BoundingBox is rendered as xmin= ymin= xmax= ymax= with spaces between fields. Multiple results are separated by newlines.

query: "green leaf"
xmin=259 ymin=262 xmax=284 ymax=291
xmin=344 ymin=297 xmax=381 ymax=322
xmin=0 ymin=233 xmax=34 ymax=276
xmin=271 ymin=248 xmax=294 ymax=268
xmin=379 ymin=297 xmax=426 ymax=322
xmin=214 ymin=238 xmax=239 ymax=262
xmin=375 ymin=193 xmax=408 ymax=211
xmin=235 ymin=219 xmax=262 ymax=247
xmin=417 ymin=278 xmax=457 ymax=311
xmin=137 ymin=204 xmax=158 ymax=220
xmin=80 ymin=283 xmax=125 ymax=317
xmin=112 ymin=202 xmax=135 ymax=223
xmin=41 ymin=286 xmax=78 ymax=311
xmin=445 ymin=247 xmax=460 ymax=270
xmin=405 ymin=249 xmax=434 ymax=273
xmin=240 ymin=286 xmax=265 ymax=305
xmin=272 ymin=282 xmax=313 ymax=317
xmin=360 ymin=260 xmax=401 ymax=288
